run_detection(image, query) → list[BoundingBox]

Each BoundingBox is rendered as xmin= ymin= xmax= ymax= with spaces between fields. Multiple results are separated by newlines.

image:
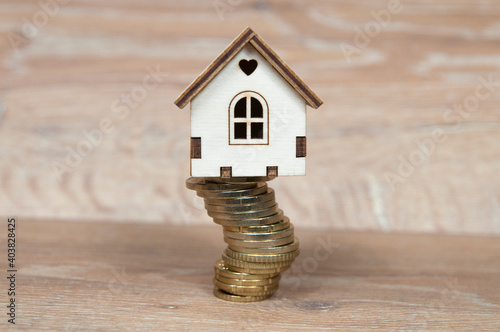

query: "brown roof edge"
xmin=174 ymin=27 xmax=323 ymax=110
xmin=174 ymin=27 xmax=255 ymax=109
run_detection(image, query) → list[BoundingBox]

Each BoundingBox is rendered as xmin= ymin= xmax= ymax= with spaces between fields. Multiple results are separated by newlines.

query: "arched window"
xmin=229 ymin=91 xmax=268 ymax=145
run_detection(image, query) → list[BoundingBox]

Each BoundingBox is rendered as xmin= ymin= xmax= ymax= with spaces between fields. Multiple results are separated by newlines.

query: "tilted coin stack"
xmin=186 ymin=177 xmax=300 ymax=302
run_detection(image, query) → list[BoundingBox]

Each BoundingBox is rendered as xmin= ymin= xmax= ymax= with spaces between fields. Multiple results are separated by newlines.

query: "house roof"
xmin=174 ymin=27 xmax=323 ymax=109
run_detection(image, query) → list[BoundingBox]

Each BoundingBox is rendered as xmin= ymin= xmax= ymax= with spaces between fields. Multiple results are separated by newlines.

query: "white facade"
xmin=190 ymin=44 xmax=306 ymax=177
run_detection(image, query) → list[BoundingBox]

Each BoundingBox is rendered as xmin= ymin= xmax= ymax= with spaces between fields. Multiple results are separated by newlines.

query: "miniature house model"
xmin=174 ymin=27 xmax=322 ymax=178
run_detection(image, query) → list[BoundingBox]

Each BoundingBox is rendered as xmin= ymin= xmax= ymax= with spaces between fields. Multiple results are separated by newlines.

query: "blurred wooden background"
xmin=0 ymin=0 xmax=499 ymax=235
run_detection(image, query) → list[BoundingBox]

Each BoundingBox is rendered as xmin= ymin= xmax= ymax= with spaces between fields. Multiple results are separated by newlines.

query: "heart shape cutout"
xmin=239 ymin=59 xmax=258 ymax=76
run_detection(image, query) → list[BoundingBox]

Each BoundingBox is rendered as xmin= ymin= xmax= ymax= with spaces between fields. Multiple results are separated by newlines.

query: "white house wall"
xmin=190 ymin=44 xmax=306 ymax=177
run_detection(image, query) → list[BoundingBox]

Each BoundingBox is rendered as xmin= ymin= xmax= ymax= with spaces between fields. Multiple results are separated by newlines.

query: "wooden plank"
xmin=267 ymin=166 xmax=278 ymax=177
xmin=11 ymin=219 xmax=500 ymax=330
xmin=220 ymin=166 xmax=232 ymax=178
xmin=190 ymin=137 xmax=201 ymax=159
xmin=296 ymin=136 xmax=306 ymax=158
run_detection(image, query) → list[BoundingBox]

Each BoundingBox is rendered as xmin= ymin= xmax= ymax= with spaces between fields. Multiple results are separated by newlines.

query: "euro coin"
xmin=223 ymin=233 xmax=294 ymax=248
xmin=204 ymin=189 xmax=275 ymax=206
xmin=222 ymin=251 xmax=294 ymax=269
xmin=213 ymin=287 xmax=272 ymax=302
xmin=205 ymin=198 xmax=276 ymax=213
xmin=214 ymin=274 xmax=280 ymax=287
xmin=213 ymin=210 xmax=285 ymax=227
xmin=208 ymin=204 xmax=279 ymax=220
xmin=223 ymin=224 xmax=294 ymax=241
xmin=197 ymin=184 xmax=268 ymax=199
xmin=229 ymin=238 xmax=300 ymax=255
xmin=186 ymin=177 xmax=256 ymax=191
xmin=213 ymin=279 xmax=278 ymax=296
xmin=224 ymin=263 xmax=290 ymax=275
xmin=223 ymin=216 xmax=290 ymax=233
xmin=225 ymin=247 xmax=300 ymax=263
xmin=214 ymin=260 xmax=279 ymax=280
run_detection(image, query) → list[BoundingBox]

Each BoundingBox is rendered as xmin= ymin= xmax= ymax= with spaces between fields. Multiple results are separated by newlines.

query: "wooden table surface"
xmin=1 ymin=219 xmax=495 ymax=330
xmin=0 ymin=1 xmax=499 ymax=235
xmin=1 ymin=3 xmax=499 ymax=328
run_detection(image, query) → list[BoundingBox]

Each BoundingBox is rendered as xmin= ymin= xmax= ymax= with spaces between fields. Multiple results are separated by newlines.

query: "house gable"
xmin=174 ymin=27 xmax=323 ymax=110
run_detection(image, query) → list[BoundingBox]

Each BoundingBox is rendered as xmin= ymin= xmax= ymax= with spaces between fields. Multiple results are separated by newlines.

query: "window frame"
xmin=228 ymin=91 xmax=269 ymax=145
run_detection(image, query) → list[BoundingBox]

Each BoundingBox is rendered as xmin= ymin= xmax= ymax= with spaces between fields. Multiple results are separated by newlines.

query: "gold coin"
xmin=224 ymin=224 xmax=294 ymax=241
xmin=208 ymin=204 xmax=279 ymax=220
xmin=224 ymin=263 xmax=290 ymax=275
xmin=197 ymin=184 xmax=268 ymax=199
xmin=223 ymin=216 xmax=290 ymax=233
xmin=225 ymin=247 xmax=300 ymax=263
xmin=229 ymin=238 xmax=300 ymax=255
xmin=186 ymin=177 xmax=257 ymax=191
xmin=213 ymin=287 xmax=272 ymax=302
xmin=205 ymin=176 xmax=276 ymax=183
xmin=222 ymin=251 xmax=294 ymax=269
xmin=214 ymin=273 xmax=280 ymax=287
xmin=205 ymin=198 xmax=276 ymax=213
xmin=185 ymin=175 xmax=303 ymax=302
xmin=204 ymin=189 xmax=275 ymax=206
xmin=213 ymin=209 xmax=284 ymax=227
xmin=213 ymin=278 xmax=278 ymax=296
xmin=214 ymin=260 xmax=279 ymax=280
xmin=223 ymin=233 xmax=294 ymax=248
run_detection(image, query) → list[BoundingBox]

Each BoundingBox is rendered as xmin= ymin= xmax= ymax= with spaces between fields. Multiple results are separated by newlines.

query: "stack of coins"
xmin=186 ymin=177 xmax=300 ymax=302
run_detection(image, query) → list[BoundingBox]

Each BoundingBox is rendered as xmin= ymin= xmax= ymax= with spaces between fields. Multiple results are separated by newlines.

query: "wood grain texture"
xmin=190 ymin=137 xmax=202 ymax=159
xmin=296 ymin=136 xmax=306 ymax=158
xmin=9 ymin=219 xmax=500 ymax=330
xmin=0 ymin=1 xmax=499 ymax=234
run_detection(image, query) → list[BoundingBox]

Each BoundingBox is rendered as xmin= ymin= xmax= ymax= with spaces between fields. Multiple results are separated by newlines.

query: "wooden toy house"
xmin=174 ymin=27 xmax=322 ymax=178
